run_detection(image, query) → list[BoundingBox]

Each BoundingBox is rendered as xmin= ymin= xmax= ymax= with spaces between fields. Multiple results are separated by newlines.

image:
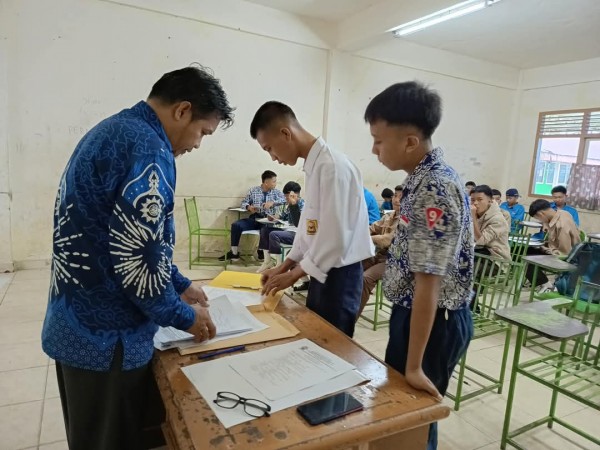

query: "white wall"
xmin=506 ymin=57 xmax=600 ymax=233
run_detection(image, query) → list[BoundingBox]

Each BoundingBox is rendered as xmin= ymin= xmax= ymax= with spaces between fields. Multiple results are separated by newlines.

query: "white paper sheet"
xmin=227 ymin=339 xmax=356 ymax=400
xmin=202 ymin=286 xmax=263 ymax=306
xmin=181 ymin=344 xmax=368 ymax=428
xmin=154 ymin=296 xmax=269 ymax=350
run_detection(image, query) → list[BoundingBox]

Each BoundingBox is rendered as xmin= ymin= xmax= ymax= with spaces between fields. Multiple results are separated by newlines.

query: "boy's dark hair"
xmin=395 ymin=184 xmax=405 ymax=192
xmin=261 ymin=170 xmax=277 ymax=182
xmin=551 ymin=185 xmax=567 ymax=195
xmin=491 ymin=189 xmax=502 ymax=197
xmin=381 ymin=188 xmax=394 ymax=199
xmin=472 ymin=185 xmax=493 ymax=198
xmin=250 ymin=101 xmax=297 ymax=139
xmin=529 ymin=199 xmax=552 ymax=217
xmin=282 ymin=181 xmax=301 ymax=194
xmin=148 ymin=65 xmax=234 ymax=128
xmin=364 ymin=81 xmax=442 ymax=138
xmin=465 ymin=181 xmax=477 ymax=188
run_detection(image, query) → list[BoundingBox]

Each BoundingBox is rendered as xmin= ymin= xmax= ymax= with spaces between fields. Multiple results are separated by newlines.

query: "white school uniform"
xmin=287 ymin=137 xmax=375 ymax=283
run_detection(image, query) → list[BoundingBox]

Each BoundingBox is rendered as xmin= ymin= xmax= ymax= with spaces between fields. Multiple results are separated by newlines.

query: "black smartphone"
xmin=297 ymin=392 xmax=363 ymax=426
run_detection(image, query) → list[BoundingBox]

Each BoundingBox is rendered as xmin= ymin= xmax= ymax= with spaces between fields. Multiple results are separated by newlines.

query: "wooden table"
xmin=154 ymin=296 xmax=449 ymax=450
xmin=522 ymin=255 xmax=577 ymax=303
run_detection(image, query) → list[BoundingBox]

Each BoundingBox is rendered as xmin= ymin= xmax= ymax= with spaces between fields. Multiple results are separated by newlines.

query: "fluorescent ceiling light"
xmin=390 ymin=0 xmax=502 ymax=37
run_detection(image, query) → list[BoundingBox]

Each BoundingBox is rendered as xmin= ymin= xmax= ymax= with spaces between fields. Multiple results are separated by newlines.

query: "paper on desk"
xmin=228 ymin=339 xmax=356 ymax=401
xmin=154 ymin=296 xmax=269 ymax=350
xmin=202 ymin=286 xmax=263 ymax=306
xmin=181 ymin=342 xmax=368 ymax=428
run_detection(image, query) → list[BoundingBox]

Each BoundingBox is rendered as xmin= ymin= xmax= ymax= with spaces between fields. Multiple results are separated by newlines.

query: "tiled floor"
xmin=0 ymin=267 xmax=597 ymax=450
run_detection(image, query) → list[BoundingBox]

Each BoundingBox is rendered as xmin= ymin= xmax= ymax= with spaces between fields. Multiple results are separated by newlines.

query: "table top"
xmin=228 ymin=207 xmax=248 ymax=212
xmin=522 ymin=255 xmax=577 ymax=272
xmin=495 ymin=299 xmax=588 ymax=340
xmin=520 ymin=221 xmax=543 ymax=228
xmin=153 ymin=296 xmax=449 ymax=450
xmin=588 ymin=232 xmax=600 ymax=241
xmin=508 ymin=236 xmax=544 ymax=247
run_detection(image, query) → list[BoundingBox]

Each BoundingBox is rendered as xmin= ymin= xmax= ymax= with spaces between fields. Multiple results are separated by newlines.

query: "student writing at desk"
xmin=251 ymin=101 xmax=374 ymax=338
xmin=256 ymin=181 xmax=305 ymax=273
xmin=41 ymin=66 xmax=233 ymax=450
xmin=219 ymin=170 xmax=285 ymax=262
xmin=524 ymin=199 xmax=581 ymax=292
xmin=365 ymin=81 xmax=474 ymax=450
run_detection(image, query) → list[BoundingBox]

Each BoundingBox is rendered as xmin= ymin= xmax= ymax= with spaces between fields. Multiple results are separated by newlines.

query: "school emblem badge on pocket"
xmin=306 ymin=219 xmax=318 ymax=235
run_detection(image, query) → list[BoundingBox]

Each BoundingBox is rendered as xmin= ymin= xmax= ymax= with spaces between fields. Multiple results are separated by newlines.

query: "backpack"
xmin=555 ymin=242 xmax=600 ymax=302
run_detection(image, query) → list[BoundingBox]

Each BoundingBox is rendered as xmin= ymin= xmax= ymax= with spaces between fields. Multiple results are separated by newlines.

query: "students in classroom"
xmin=256 ymin=181 xmax=305 ymax=273
xmin=364 ymin=187 xmax=381 ymax=224
xmin=470 ymin=185 xmax=511 ymax=261
xmin=365 ymin=81 xmax=474 ymax=450
xmin=550 ymin=185 xmax=580 ymax=227
xmin=251 ymin=101 xmax=374 ymax=338
xmin=465 ymin=180 xmax=476 ymax=194
xmin=357 ymin=186 xmax=401 ymax=319
xmin=380 ymin=187 xmax=394 ymax=211
xmin=500 ymin=188 xmax=526 ymax=232
xmin=492 ymin=188 xmax=512 ymax=226
xmin=524 ymin=199 xmax=581 ymax=292
xmin=219 ymin=170 xmax=285 ymax=262
xmin=42 ymin=66 xmax=234 ymax=450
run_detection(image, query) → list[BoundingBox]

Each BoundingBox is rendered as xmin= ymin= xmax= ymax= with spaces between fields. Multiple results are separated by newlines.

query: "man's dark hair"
xmin=491 ymin=189 xmax=502 ymax=197
xmin=529 ymin=199 xmax=552 ymax=217
xmin=551 ymin=185 xmax=567 ymax=195
xmin=472 ymin=185 xmax=493 ymax=198
xmin=381 ymin=188 xmax=394 ymax=199
xmin=466 ymin=181 xmax=477 ymax=188
xmin=250 ymin=101 xmax=297 ymax=139
xmin=261 ymin=170 xmax=277 ymax=182
xmin=283 ymin=181 xmax=301 ymax=194
xmin=148 ymin=65 xmax=234 ymax=127
xmin=395 ymin=184 xmax=405 ymax=192
xmin=364 ymin=81 xmax=442 ymax=138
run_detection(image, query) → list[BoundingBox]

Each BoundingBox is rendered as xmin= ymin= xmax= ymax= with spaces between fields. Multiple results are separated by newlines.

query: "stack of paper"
xmin=154 ymin=295 xmax=268 ymax=350
xmin=182 ymin=339 xmax=368 ymax=428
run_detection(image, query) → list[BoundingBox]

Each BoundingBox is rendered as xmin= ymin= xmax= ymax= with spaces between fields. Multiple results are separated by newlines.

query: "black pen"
xmin=197 ymin=345 xmax=246 ymax=360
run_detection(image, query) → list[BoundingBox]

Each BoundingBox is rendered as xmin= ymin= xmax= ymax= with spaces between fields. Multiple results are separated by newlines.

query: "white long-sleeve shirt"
xmin=287 ymin=137 xmax=375 ymax=283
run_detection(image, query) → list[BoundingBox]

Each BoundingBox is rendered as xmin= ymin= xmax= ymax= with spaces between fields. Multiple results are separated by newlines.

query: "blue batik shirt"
xmin=42 ymin=101 xmax=195 ymax=371
xmin=383 ymin=148 xmax=474 ymax=310
xmin=240 ymin=186 xmax=285 ymax=216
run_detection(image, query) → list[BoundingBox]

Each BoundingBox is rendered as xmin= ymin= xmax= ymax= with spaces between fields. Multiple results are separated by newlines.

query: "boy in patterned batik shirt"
xmin=364 ymin=82 xmax=474 ymax=450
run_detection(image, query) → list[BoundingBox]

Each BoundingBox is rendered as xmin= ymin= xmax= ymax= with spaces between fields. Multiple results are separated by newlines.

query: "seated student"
xmin=220 ymin=170 xmax=285 ymax=262
xmin=257 ymin=181 xmax=305 ymax=273
xmin=380 ymin=188 xmax=394 ymax=211
xmin=357 ymin=187 xmax=401 ymax=319
xmin=364 ymin=187 xmax=381 ymax=224
xmin=465 ymin=180 xmax=476 ymax=195
xmin=470 ymin=185 xmax=511 ymax=261
xmin=492 ymin=188 xmax=512 ymax=226
xmin=524 ymin=199 xmax=581 ymax=292
xmin=550 ymin=185 xmax=580 ymax=227
xmin=500 ymin=188 xmax=525 ymax=232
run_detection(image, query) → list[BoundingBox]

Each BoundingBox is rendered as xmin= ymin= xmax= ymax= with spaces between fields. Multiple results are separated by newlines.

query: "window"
xmin=530 ymin=108 xmax=600 ymax=196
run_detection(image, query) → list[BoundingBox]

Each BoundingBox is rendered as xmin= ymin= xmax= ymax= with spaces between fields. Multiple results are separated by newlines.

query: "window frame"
xmin=529 ymin=107 xmax=600 ymax=198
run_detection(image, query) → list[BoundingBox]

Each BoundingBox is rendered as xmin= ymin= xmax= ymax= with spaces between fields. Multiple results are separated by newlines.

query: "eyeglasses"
xmin=213 ymin=391 xmax=271 ymax=418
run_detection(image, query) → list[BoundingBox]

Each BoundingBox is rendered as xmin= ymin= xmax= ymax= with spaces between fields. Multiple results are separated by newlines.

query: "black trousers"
xmin=55 ymin=343 xmax=163 ymax=450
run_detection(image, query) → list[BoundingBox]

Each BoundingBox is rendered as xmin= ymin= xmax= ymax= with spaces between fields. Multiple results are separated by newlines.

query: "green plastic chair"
xmin=359 ymin=280 xmax=392 ymax=331
xmin=447 ymin=254 xmax=523 ymax=411
xmin=184 ymin=197 xmax=229 ymax=269
xmin=499 ymin=281 xmax=600 ymax=449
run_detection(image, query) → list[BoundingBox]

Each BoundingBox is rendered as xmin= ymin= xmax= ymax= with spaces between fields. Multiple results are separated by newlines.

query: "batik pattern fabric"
xmin=383 ymin=148 xmax=474 ymax=310
xmin=42 ymin=101 xmax=195 ymax=371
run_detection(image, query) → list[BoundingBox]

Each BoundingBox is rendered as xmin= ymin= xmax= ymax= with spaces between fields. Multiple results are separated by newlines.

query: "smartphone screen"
xmin=297 ymin=392 xmax=363 ymax=426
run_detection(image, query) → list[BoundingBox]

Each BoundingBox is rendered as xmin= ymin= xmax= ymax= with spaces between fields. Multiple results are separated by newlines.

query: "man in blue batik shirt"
xmin=365 ymin=82 xmax=474 ymax=450
xmin=41 ymin=67 xmax=234 ymax=450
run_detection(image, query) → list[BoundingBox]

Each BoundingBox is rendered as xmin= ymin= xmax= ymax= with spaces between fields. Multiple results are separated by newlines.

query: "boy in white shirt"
xmin=251 ymin=101 xmax=374 ymax=337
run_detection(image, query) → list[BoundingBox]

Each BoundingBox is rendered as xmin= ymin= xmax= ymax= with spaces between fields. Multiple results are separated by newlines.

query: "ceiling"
xmin=243 ymin=0 xmax=600 ymax=69
xmin=244 ymin=0 xmax=382 ymax=21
